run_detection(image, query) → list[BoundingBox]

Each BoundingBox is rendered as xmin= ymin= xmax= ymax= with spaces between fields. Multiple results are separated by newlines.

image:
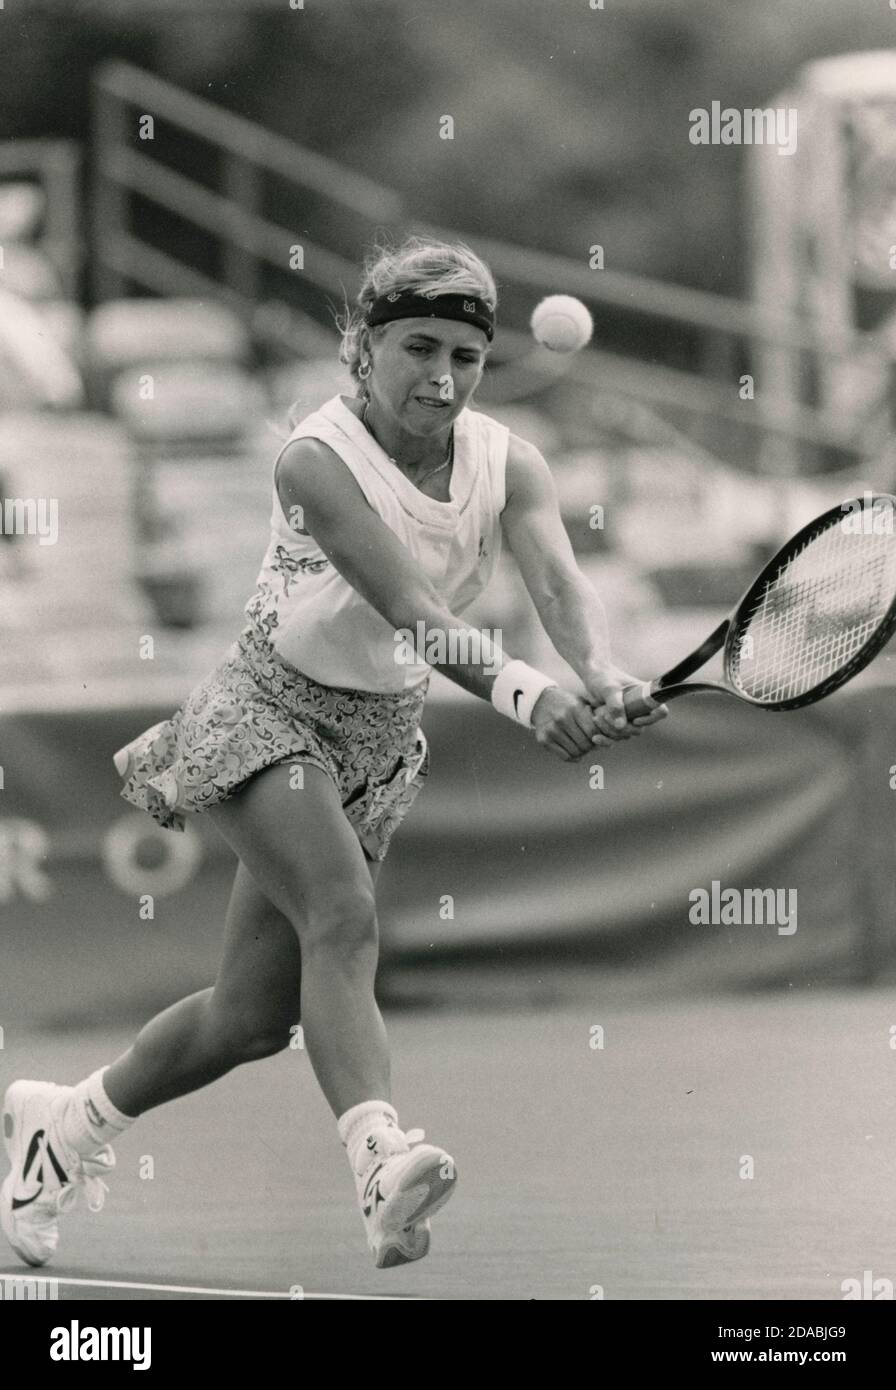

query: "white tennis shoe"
xmin=355 ymin=1126 xmax=457 ymax=1269
xmin=1 ymin=1080 xmax=115 ymax=1267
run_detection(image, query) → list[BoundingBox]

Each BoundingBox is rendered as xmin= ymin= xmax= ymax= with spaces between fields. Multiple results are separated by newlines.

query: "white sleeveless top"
xmin=243 ymin=393 xmax=510 ymax=692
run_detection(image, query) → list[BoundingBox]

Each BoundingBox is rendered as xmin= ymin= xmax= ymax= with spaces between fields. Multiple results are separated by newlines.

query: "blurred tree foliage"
xmin=1 ymin=0 xmax=893 ymax=296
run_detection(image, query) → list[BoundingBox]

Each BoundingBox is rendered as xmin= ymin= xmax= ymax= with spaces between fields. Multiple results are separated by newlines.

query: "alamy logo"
xmin=1 ymin=497 xmax=58 ymax=545
xmin=394 ymin=623 xmax=502 ymax=674
xmin=1 ymin=1276 xmax=59 ymax=1300
xmin=50 ymin=1322 xmax=151 ymax=1370
xmin=841 ymin=1269 xmax=893 ymax=1300
xmin=689 ymin=102 xmax=798 ymax=156
xmin=839 ymin=492 xmax=894 ymax=534
xmin=689 ymin=881 xmax=797 ymax=935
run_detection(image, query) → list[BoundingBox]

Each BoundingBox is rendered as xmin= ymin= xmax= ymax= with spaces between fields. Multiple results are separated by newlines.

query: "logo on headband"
xmin=463 ymin=300 xmax=476 ymax=313
xmin=386 ymin=291 xmax=401 ymax=302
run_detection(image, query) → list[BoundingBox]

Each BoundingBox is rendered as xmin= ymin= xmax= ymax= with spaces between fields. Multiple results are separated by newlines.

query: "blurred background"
xmin=2 ymin=0 xmax=896 ymax=1029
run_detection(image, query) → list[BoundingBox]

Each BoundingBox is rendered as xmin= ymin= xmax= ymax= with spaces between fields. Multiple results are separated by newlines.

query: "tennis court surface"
xmin=3 ymin=986 xmax=894 ymax=1301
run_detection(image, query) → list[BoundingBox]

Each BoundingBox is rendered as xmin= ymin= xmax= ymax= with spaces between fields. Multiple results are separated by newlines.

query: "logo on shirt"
xmin=270 ymin=545 xmax=330 ymax=595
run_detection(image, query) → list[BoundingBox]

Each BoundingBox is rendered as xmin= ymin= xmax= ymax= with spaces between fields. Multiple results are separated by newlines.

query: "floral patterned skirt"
xmin=112 ymin=623 xmax=430 ymax=862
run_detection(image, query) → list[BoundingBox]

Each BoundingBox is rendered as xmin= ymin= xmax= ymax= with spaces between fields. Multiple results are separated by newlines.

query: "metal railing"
xmin=92 ymin=61 xmax=397 ymax=314
xmin=91 ymin=60 xmax=892 ymax=468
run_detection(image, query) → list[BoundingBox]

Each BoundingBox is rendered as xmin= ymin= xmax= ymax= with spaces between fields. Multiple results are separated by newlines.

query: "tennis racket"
xmin=623 ymin=493 xmax=896 ymax=718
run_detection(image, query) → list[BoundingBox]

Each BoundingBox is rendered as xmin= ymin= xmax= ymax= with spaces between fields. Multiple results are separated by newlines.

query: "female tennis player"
xmin=2 ymin=236 xmax=666 ymax=1271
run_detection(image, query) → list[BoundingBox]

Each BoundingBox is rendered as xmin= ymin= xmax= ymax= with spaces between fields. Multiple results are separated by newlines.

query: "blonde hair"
xmin=335 ymin=234 xmax=497 ymax=390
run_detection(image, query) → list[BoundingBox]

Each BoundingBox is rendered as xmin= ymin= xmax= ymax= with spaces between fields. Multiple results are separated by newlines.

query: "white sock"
xmin=337 ymin=1099 xmax=403 ymax=1175
xmin=57 ymin=1067 xmax=135 ymax=1158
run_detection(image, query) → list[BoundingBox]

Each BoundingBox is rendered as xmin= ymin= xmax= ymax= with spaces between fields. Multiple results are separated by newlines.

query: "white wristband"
xmin=491 ymin=659 xmax=558 ymax=728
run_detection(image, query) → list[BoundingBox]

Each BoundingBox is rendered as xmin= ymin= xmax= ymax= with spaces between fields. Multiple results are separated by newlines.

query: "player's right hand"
xmin=531 ymin=687 xmax=606 ymax=762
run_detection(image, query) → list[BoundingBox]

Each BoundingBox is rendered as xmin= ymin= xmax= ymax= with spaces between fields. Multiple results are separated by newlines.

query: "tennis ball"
xmin=530 ymin=295 xmax=593 ymax=352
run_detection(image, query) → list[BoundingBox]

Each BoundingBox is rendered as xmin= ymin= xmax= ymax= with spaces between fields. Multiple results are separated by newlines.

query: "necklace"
xmin=361 ymin=402 xmax=453 ymax=488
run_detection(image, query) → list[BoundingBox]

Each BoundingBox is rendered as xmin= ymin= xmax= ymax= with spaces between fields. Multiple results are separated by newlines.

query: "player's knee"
xmin=208 ymin=998 xmax=294 ymax=1062
xmin=298 ymin=888 xmax=378 ymax=956
xmin=235 ymin=1025 xmax=292 ymax=1062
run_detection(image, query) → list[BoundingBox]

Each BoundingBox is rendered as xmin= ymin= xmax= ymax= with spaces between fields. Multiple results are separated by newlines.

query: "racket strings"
xmin=754 ymin=541 xmax=891 ymax=700
xmin=730 ymin=506 xmax=896 ymax=703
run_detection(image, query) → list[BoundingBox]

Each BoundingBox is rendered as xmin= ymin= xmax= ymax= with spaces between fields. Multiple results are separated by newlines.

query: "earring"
xmin=358 ymin=360 xmax=371 ymax=381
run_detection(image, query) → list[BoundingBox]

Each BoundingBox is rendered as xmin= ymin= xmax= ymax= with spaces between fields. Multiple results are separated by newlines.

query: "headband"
xmin=365 ymin=289 xmax=495 ymax=342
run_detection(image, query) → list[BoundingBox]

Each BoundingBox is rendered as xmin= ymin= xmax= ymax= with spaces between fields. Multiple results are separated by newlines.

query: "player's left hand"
xmin=582 ymin=663 xmax=669 ymax=743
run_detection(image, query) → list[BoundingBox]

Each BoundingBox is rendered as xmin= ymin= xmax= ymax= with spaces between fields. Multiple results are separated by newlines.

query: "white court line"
xmin=25 ymin=1275 xmax=425 ymax=1301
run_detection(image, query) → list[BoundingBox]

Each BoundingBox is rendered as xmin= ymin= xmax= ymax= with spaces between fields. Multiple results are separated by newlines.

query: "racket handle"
xmin=622 ymin=681 xmax=662 ymax=720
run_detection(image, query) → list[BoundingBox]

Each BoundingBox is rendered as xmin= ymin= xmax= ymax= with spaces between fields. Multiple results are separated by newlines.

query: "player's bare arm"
xmin=500 ymin=433 xmax=669 ymax=741
xmin=277 ymin=436 xmax=604 ymax=762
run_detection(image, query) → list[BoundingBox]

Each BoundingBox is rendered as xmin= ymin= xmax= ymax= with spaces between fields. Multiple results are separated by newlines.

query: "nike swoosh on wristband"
xmin=512 ymin=689 xmax=524 ymax=718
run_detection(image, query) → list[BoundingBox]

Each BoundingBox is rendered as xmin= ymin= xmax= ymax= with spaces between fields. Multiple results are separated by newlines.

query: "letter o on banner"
xmin=102 ymin=816 xmax=201 ymax=897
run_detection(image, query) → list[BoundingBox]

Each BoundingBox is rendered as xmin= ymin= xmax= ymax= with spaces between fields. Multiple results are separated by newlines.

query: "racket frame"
xmin=630 ymin=494 xmax=896 ymax=715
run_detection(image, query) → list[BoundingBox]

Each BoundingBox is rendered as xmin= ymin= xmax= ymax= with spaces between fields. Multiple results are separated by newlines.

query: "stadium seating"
xmin=86 ymin=297 xmax=251 ymax=410
xmin=110 ymin=361 xmax=266 ymax=450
